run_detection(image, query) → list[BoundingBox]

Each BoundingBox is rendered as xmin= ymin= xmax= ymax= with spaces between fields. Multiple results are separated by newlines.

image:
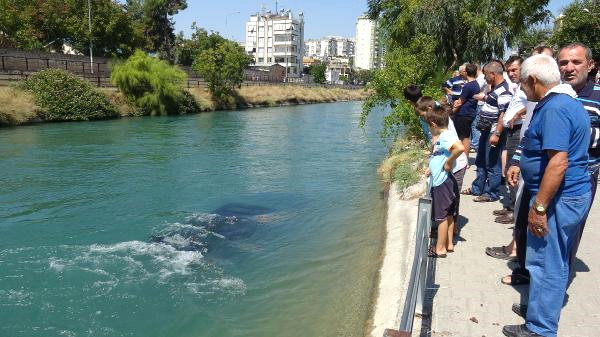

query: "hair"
xmin=417 ymin=96 xmax=449 ymax=128
xmin=532 ymin=45 xmax=554 ymax=57
xmin=465 ymin=63 xmax=477 ymax=77
xmin=505 ymin=55 xmax=524 ymax=67
xmin=403 ymin=84 xmax=423 ymax=103
xmin=520 ymin=54 xmax=561 ymax=86
xmin=559 ymin=42 xmax=593 ymax=61
xmin=483 ymin=60 xmax=504 ymax=74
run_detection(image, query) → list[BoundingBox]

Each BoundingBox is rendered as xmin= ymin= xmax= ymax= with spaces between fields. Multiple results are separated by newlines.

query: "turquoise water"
xmin=0 ymin=102 xmax=388 ymax=337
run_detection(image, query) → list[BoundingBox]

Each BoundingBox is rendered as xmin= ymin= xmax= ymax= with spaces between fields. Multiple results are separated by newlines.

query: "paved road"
xmin=415 ymin=162 xmax=600 ymax=337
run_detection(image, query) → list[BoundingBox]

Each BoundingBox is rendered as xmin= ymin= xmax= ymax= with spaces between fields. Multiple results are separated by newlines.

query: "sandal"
xmin=501 ymin=273 xmax=529 ymax=286
xmin=485 ymin=246 xmax=516 ymax=261
xmin=428 ymin=246 xmax=447 ymax=258
xmin=460 ymin=187 xmax=474 ymax=195
xmin=473 ymin=195 xmax=494 ymax=202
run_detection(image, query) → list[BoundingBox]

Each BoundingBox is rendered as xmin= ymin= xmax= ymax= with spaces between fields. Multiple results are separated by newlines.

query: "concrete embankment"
xmin=369 ymin=180 xmax=426 ymax=337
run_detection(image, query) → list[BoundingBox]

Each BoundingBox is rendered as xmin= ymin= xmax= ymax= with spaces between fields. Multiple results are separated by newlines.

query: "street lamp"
xmin=87 ymin=0 xmax=93 ymax=74
xmin=225 ymin=11 xmax=241 ymax=40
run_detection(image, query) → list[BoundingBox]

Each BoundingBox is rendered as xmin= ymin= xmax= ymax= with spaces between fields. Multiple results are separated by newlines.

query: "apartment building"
xmin=354 ymin=15 xmax=382 ymax=70
xmin=245 ymin=9 xmax=305 ymax=77
xmin=305 ymin=36 xmax=355 ymax=59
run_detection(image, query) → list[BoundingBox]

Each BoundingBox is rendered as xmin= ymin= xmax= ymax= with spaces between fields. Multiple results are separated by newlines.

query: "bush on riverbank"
xmin=0 ymin=86 xmax=41 ymax=126
xmin=379 ymin=137 xmax=428 ymax=191
xmin=20 ymin=69 xmax=119 ymax=122
xmin=111 ymin=51 xmax=200 ymax=116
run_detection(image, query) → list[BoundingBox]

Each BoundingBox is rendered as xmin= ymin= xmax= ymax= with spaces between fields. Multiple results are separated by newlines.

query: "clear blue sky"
xmin=173 ymin=0 xmax=572 ymax=42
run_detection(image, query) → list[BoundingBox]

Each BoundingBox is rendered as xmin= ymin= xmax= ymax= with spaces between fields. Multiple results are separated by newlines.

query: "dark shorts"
xmin=453 ymin=115 xmax=474 ymax=140
xmin=431 ymin=175 xmax=457 ymax=223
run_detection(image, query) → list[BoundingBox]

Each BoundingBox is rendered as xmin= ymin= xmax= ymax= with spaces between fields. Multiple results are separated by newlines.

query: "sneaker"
xmin=512 ymin=303 xmax=527 ymax=318
xmin=502 ymin=324 xmax=541 ymax=337
xmin=493 ymin=208 xmax=512 ymax=216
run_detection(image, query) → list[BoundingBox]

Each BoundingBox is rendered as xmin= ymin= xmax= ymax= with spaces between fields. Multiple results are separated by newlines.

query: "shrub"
xmin=0 ymin=86 xmax=41 ymax=126
xmin=111 ymin=50 xmax=193 ymax=116
xmin=20 ymin=69 xmax=119 ymax=122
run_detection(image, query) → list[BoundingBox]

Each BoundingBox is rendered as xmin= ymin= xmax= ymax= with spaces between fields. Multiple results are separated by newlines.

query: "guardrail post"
xmin=25 ymin=57 xmax=28 ymax=71
xmin=1 ymin=56 xmax=4 ymax=72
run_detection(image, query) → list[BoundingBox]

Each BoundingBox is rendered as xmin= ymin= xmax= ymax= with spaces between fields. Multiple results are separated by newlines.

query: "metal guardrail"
xmin=385 ymin=182 xmax=432 ymax=337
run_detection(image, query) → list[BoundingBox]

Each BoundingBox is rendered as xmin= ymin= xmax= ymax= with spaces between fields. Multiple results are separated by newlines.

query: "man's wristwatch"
xmin=494 ymin=130 xmax=502 ymax=137
xmin=533 ymin=200 xmax=547 ymax=214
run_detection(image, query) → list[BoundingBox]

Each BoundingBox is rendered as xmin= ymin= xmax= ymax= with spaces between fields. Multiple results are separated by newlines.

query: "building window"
xmin=268 ymin=57 xmax=273 ymax=62
xmin=258 ymin=57 xmax=264 ymax=63
xmin=275 ymin=57 xmax=285 ymax=63
xmin=258 ymin=37 xmax=265 ymax=45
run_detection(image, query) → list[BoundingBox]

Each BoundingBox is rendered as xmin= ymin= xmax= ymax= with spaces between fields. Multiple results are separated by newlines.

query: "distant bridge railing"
xmin=385 ymin=182 xmax=432 ymax=337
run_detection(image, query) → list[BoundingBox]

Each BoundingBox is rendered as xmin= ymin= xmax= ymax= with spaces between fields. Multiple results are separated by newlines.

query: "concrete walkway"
xmin=414 ymin=162 xmax=600 ymax=337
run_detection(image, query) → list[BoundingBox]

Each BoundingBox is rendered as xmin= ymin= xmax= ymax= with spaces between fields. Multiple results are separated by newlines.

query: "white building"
xmin=245 ymin=9 xmax=305 ymax=77
xmin=305 ymin=39 xmax=321 ymax=58
xmin=354 ymin=15 xmax=382 ymax=70
xmin=305 ymin=36 xmax=355 ymax=59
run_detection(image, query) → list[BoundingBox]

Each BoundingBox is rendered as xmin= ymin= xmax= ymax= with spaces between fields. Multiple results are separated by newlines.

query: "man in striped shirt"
xmin=442 ymin=64 xmax=466 ymax=103
xmin=467 ymin=60 xmax=513 ymax=202
xmin=557 ymin=43 xmax=600 ymax=270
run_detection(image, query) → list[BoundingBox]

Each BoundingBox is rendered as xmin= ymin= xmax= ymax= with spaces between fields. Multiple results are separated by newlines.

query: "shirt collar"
xmin=576 ymin=80 xmax=596 ymax=99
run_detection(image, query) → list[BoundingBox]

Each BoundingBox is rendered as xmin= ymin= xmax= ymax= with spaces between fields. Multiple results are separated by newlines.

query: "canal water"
xmin=0 ymin=102 xmax=388 ymax=337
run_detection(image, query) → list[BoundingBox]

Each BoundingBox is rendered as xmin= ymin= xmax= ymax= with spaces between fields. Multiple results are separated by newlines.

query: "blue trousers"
xmin=526 ymin=191 xmax=592 ymax=337
xmin=471 ymin=130 xmax=505 ymax=200
xmin=471 ymin=111 xmax=481 ymax=151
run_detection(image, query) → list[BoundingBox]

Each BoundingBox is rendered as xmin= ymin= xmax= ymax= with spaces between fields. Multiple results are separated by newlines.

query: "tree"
xmin=513 ymin=27 xmax=553 ymax=56
xmin=0 ymin=0 xmax=146 ymax=57
xmin=138 ymin=0 xmax=187 ymax=62
xmin=111 ymin=50 xmax=189 ymax=115
xmin=551 ymin=0 xmax=600 ymax=65
xmin=367 ymin=0 xmax=551 ymax=67
xmin=193 ymin=39 xmax=253 ymax=101
xmin=174 ymin=22 xmax=227 ymax=66
xmin=310 ymin=63 xmax=327 ymax=84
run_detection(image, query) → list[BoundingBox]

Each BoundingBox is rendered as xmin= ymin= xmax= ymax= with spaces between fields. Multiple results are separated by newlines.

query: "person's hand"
xmin=507 ymin=165 xmax=520 ymax=187
xmin=424 ymin=167 xmax=431 ymax=177
xmin=489 ymin=134 xmax=499 ymax=147
xmin=528 ymin=206 xmax=548 ymax=238
xmin=443 ymin=160 xmax=452 ymax=172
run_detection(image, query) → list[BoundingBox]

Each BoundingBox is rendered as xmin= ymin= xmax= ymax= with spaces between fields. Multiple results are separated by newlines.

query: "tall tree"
xmin=140 ymin=0 xmax=187 ymax=62
xmin=193 ymin=39 xmax=253 ymax=102
xmin=551 ymin=0 xmax=600 ymax=65
xmin=0 ymin=0 xmax=146 ymax=57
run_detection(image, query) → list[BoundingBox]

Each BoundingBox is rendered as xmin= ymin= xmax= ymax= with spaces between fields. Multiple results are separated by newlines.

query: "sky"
xmin=173 ymin=0 xmax=573 ymax=42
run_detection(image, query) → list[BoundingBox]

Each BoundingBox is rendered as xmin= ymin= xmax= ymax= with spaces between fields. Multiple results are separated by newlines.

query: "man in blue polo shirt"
xmin=502 ymin=54 xmax=592 ymax=337
xmin=557 ymin=42 xmax=600 ymax=274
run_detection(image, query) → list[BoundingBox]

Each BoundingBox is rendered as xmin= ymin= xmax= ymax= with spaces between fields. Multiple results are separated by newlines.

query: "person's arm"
xmin=528 ymin=150 xmax=568 ymax=238
xmin=444 ymin=140 xmax=465 ymax=172
xmin=508 ymin=108 xmax=526 ymax=128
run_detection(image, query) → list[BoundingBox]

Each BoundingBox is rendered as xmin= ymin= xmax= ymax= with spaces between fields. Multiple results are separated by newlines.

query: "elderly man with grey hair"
xmin=502 ymin=55 xmax=592 ymax=337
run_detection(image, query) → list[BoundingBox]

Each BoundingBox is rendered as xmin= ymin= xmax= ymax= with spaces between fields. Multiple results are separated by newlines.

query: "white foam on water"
xmin=0 ymin=289 xmax=33 ymax=306
xmin=48 ymin=258 xmax=66 ymax=272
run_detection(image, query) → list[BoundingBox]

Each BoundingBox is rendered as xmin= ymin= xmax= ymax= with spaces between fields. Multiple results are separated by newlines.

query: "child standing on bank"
xmin=424 ymin=102 xmax=465 ymax=257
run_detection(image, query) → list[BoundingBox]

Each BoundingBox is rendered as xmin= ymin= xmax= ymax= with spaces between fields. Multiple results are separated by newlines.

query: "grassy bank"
xmin=0 ymin=84 xmax=368 ymax=126
xmin=378 ymin=137 xmax=428 ymax=192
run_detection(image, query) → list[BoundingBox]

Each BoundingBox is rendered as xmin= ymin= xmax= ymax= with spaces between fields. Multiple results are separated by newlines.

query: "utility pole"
xmin=275 ymin=0 xmax=278 ymax=13
xmin=87 ymin=0 xmax=93 ymax=74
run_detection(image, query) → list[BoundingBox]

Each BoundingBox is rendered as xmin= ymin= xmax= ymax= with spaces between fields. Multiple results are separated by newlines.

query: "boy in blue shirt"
xmin=425 ymin=103 xmax=465 ymax=257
